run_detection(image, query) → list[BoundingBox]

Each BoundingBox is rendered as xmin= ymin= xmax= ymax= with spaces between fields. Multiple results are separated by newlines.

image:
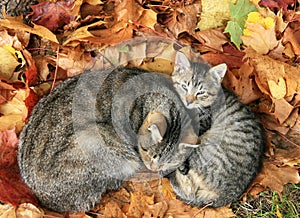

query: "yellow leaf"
xmin=198 ymin=0 xmax=237 ymax=30
xmin=63 ymin=20 xmax=105 ymax=44
xmin=0 ymin=47 xmax=20 ymax=80
xmin=0 ymin=89 xmax=26 ymax=132
xmin=137 ymin=9 xmax=157 ymax=29
xmin=0 ymin=18 xmax=58 ymax=43
xmin=268 ymin=77 xmax=286 ymax=99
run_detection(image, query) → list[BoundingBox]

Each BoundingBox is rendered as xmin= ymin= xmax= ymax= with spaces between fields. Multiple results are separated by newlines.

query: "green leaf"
xmin=224 ymin=0 xmax=257 ymax=49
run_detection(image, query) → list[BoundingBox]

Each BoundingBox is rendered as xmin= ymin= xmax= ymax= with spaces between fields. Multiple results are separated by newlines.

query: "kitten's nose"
xmin=186 ymin=95 xmax=195 ymax=105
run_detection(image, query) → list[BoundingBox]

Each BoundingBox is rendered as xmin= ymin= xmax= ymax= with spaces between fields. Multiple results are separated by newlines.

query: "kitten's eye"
xmin=196 ymin=90 xmax=205 ymax=97
xmin=152 ymin=153 xmax=160 ymax=159
xmin=141 ymin=146 xmax=148 ymax=152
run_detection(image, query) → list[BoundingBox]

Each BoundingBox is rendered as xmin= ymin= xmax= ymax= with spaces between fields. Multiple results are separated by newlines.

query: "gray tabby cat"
xmin=18 ymin=66 xmax=198 ymax=213
xmin=138 ymin=52 xmax=265 ymax=207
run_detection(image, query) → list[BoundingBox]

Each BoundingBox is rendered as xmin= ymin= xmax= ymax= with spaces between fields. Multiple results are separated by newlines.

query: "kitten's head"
xmin=172 ymin=52 xmax=227 ymax=109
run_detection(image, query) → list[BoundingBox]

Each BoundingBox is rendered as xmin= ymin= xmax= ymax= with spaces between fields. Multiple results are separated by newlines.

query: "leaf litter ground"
xmin=0 ymin=0 xmax=299 ymax=217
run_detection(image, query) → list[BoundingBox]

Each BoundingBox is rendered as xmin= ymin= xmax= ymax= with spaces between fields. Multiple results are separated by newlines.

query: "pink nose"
xmin=150 ymin=162 xmax=160 ymax=171
xmin=186 ymin=95 xmax=195 ymax=105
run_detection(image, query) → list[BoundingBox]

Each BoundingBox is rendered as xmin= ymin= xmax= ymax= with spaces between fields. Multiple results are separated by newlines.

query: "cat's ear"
xmin=148 ymin=124 xmax=163 ymax=143
xmin=175 ymin=52 xmax=191 ymax=71
xmin=209 ymin=63 xmax=227 ymax=84
xmin=178 ymin=143 xmax=199 ymax=153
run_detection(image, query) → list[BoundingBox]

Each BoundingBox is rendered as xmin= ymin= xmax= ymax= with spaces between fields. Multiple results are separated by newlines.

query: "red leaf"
xmin=24 ymin=88 xmax=40 ymax=120
xmin=0 ymin=129 xmax=38 ymax=206
xmin=29 ymin=1 xmax=75 ymax=32
xmin=258 ymin=0 xmax=296 ymax=12
xmin=23 ymin=50 xmax=39 ymax=87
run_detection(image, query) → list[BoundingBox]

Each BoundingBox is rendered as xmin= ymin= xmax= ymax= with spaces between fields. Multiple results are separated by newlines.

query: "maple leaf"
xmin=224 ymin=0 xmax=257 ymax=49
xmin=241 ymin=11 xmax=279 ymax=54
xmin=0 ymin=129 xmax=38 ymax=206
xmin=30 ymin=1 xmax=76 ymax=32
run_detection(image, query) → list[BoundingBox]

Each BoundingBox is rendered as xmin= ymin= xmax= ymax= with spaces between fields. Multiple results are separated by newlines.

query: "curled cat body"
xmin=18 ymin=66 xmax=198 ymax=213
xmin=139 ymin=52 xmax=265 ymax=207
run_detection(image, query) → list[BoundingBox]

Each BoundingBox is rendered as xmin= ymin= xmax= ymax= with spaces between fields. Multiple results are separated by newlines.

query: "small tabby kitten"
xmin=140 ymin=52 xmax=265 ymax=207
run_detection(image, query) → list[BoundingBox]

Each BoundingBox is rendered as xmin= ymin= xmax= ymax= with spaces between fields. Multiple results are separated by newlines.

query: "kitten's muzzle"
xmin=186 ymin=95 xmax=196 ymax=106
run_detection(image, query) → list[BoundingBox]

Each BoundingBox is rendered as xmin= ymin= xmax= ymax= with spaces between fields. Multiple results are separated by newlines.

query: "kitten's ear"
xmin=209 ymin=63 xmax=227 ymax=84
xmin=148 ymin=124 xmax=163 ymax=143
xmin=175 ymin=52 xmax=191 ymax=70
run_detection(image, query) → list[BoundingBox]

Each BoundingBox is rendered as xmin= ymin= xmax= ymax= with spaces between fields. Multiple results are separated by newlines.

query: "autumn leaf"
xmin=0 ymin=47 xmax=20 ymax=80
xmin=224 ymin=0 xmax=257 ymax=49
xmin=30 ymin=1 xmax=76 ymax=32
xmin=0 ymin=17 xmax=58 ymax=43
xmin=267 ymin=77 xmax=286 ymax=99
xmin=248 ymin=160 xmax=300 ymax=197
xmin=241 ymin=12 xmax=278 ymax=54
xmin=197 ymin=0 xmax=233 ymax=30
xmin=258 ymin=0 xmax=297 ymax=12
xmin=0 ymin=81 xmax=16 ymax=105
xmin=0 ymin=90 xmax=27 ymax=132
xmin=0 ymin=129 xmax=38 ymax=206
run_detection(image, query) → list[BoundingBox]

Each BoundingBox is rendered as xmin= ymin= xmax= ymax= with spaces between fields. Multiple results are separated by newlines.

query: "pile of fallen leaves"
xmin=0 ymin=0 xmax=299 ymax=217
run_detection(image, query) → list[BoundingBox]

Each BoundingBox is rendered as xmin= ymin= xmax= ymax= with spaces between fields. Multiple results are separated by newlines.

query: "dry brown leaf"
xmin=194 ymin=28 xmax=229 ymax=52
xmin=103 ymin=201 xmax=126 ymax=218
xmin=137 ymin=9 xmax=157 ymax=29
xmin=127 ymin=191 xmax=154 ymax=217
xmin=192 ymin=205 xmax=234 ymax=218
xmin=0 ymin=81 xmax=16 ymax=105
xmin=222 ymin=62 xmax=261 ymax=104
xmin=0 ymin=90 xmax=27 ymax=132
xmin=160 ymin=178 xmax=177 ymax=201
xmin=0 ymin=204 xmax=16 ymax=218
xmin=0 ymin=18 xmax=58 ymax=43
xmin=166 ymin=2 xmax=201 ymax=37
xmin=241 ymin=22 xmax=279 ymax=54
xmin=249 ymin=160 xmax=300 ymax=197
xmin=0 ymin=47 xmax=20 ymax=80
xmin=283 ymin=26 xmax=300 ymax=55
xmin=143 ymin=201 xmax=168 ymax=218
xmin=16 ymin=203 xmax=43 ymax=218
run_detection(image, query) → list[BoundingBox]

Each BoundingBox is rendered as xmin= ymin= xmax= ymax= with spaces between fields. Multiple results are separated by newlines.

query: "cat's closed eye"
xmin=181 ymin=84 xmax=187 ymax=91
xmin=178 ymin=164 xmax=189 ymax=175
xmin=196 ymin=90 xmax=205 ymax=96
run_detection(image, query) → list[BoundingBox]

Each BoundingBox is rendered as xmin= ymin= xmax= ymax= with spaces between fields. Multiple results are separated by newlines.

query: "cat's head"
xmin=172 ymin=52 xmax=227 ymax=109
xmin=138 ymin=111 xmax=199 ymax=173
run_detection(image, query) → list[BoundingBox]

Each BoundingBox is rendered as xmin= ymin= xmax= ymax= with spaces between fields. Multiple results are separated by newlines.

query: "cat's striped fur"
xmin=160 ymin=52 xmax=264 ymax=207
